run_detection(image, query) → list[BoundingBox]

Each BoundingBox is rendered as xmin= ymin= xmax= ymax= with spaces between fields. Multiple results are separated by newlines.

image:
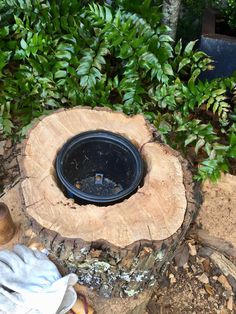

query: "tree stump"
xmin=19 ymin=107 xmax=200 ymax=313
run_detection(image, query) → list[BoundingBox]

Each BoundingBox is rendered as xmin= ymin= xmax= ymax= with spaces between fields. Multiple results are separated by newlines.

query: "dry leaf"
xmin=204 ymin=283 xmax=215 ymax=295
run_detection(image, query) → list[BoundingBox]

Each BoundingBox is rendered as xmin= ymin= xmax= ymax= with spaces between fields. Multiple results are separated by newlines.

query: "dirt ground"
xmin=147 ymin=231 xmax=236 ymax=314
xmin=0 ymin=136 xmax=236 ymax=314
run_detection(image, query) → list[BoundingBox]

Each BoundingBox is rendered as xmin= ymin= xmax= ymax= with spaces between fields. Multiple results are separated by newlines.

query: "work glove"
xmin=0 ymin=244 xmax=78 ymax=314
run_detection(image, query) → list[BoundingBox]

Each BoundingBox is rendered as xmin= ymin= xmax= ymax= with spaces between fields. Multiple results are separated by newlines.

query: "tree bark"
xmin=162 ymin=0 xmax=181 ymax=40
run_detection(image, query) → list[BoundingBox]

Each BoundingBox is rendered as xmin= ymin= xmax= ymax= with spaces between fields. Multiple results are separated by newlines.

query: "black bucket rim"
xmin=56 ymin=130 xmax=144 ymax=204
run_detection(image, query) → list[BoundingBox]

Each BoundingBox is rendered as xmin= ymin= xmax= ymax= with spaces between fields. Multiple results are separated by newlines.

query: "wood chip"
xmin=202 ymin=258 xmax=211 ymax=273
xmin=227 ymin=296 xmax=233 ymax=311
xmin=210 ymin=251 xmax=236 ymax=281
xmin=217 ymin=274 xmax=232 ymax=292
xmin=188 ymin=242 xmax=197 ymax=256
xmin=198 ymin=273 xmax=209 ymax=284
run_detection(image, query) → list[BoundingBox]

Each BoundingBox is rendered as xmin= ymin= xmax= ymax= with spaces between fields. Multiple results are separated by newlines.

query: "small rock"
xmin=183 ymin=263 xmax=189 ymax=270
xmin=169 ymin=273 xmax=176 ymax=284
xmin=218 ymin=275 xmax=232 ymax=292
xmin=188 ymin=242 xmax=197 ymax=256
xmin=198 ymin=273 xmax=209 ymax=284
xmin=199 ymin=288 xmax=206 ymax=295
xmin=227 ymin=296 xmax=233 ymax=311
xmin=198 ymin=246 xmax=214 ymax=258
xmin=159 ymin=274 xmax=170 ymax=288
xmin=5 ymin=139 xmax=12 ymax=149
xmin=208 ymin=296 xmax=215 ymax=302
xmin=0 ymin=141 xmax=6 ymax=155
xmin=191 ymin=265 xmax=197 ymax=273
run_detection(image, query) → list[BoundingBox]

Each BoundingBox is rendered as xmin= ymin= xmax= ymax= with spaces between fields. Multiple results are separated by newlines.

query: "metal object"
xmin=94 ymin=173 xmax=104 ymax=185
xmin=0 ymin=202 xmax=16 ymax=245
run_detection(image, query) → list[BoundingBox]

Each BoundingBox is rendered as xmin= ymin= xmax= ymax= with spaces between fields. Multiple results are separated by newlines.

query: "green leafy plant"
xmin=213 ymin=0 xmax=236 ymax=30
xmin=0 ymin=0 xmax=235 ymax=181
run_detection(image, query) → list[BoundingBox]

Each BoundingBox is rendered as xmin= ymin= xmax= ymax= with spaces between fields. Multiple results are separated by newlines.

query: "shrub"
xmin=0 ymin=0 xmax=235 ymax=181
xmin=213 ymin=0 xmax=236 ymax=31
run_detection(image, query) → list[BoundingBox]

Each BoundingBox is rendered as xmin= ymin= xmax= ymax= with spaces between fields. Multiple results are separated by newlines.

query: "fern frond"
xmin=88 ymin=3 xmax=113 ymax=25
xmin=119 ymin=59 xmax=144 ymax=112
xmin=77 ymin=42 xmax=109 ymax=89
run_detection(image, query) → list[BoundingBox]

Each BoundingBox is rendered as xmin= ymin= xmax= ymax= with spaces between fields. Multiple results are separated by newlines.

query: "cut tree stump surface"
xmin=20 ymin=107 xmax=187 ymax=246
xmin=19 ymin=107 xmax=199 ymax=301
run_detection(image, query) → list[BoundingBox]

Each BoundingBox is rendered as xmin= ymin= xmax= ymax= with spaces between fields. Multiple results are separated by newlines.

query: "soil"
xmin=0 ymin=136 xmax=20 ymax=195
xmin=197 ymin=174 xmax=236 ymax=249
xmin=0 ymin=135 xmax=236 ymax=313
xmin=147 ymin=232 xmax=236 ymax=314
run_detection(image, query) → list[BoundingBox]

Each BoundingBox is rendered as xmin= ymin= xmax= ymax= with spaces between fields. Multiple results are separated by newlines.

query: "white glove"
xmin=0 ymin=244 xmax=78 ymax=314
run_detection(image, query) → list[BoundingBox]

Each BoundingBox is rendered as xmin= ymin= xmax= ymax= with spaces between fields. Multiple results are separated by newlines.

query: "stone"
xmin=198 ymin=246 xmax=214 ymax=258
xmin=5 ymin=139 xmax=12 ymax=149
xmin=0 ymin=141 xmax=6 ymax=156
xmin=169 ymin=273 xmax=177 ymax=284
xmin=188 ymin=242 xmax=197 ymax=256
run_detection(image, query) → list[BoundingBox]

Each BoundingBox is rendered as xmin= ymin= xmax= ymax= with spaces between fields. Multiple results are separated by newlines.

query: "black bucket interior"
xmin=56 ymin=130 xmax=144 ymax=205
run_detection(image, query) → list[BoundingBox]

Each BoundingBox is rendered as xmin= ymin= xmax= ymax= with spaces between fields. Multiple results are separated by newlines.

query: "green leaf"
xmin=178 ymin=58 xmax=191 ymax=72
xmin=174 ymin=40 xmax=182 ymax=55
xmin=54 ymin=70 xmax=67 ymax=78
xmin=184 ymin=40 xmax=198 ymax=55
xmin=57 ymin=43 xmax=75 ymax=53
xmin=163 ymin=64 xmax=174 ymax=76
xmin=20 ymin=38 xmax=28 ymax=50
xmin=184 ymin=134 xmax=197 ymax=146
xmin=228 ymin=146 xmax=236 ymax=158
xmin=195 ymin=138 xmax=205 ymax=154
xmin=55 ymin=50 xmax=72 ymax=60
xmin=212 ymin=89 xmax=225 ymax=97
xmin=230 ymin=133 xmax=236 ymax=146
xmin=105 ymin=6 xmax=112 ymax=22
xmin=54 ymin=61 xmax=69 ymax=70
xmin=159 ymin=35 xmax=173 ymax=42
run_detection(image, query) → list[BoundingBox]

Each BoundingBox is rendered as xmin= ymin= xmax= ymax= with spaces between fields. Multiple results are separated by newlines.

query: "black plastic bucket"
xmin=56 ymin=130 xmax=144 ymax=205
